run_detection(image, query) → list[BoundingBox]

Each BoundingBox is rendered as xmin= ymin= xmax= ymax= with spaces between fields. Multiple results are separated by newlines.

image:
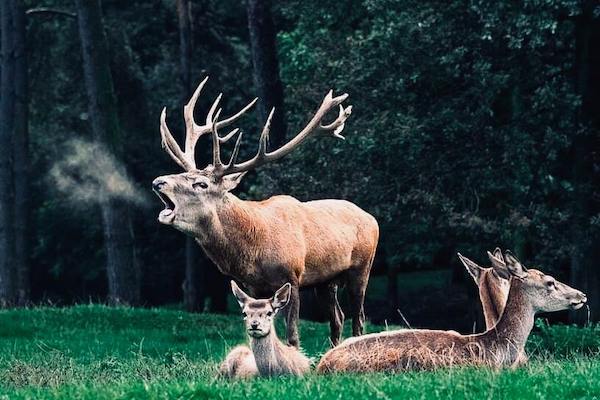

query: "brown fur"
xmin=317 ymin=252 xmax=586 ymax=373
xmin=154 ymin=84 xmax=377 ymax=347
xmin=219 ymin=282 xmax=311 ymax=378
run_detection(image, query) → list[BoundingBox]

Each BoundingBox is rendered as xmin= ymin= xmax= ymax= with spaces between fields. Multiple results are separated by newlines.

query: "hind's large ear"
xmin=271 ymin=283 xmax=292 ymax=310
xmin=457 ymin=253 xmax=482 ymax=282
xmin=487 ymin=250 xmax=511 ymax=279
xmin=503 ymin=250 xmax=528 ymax=279
xmin=222 ymin=172 xmax=247 ymax=192
xmin=231 ymin=280 xmax=251 ymax=308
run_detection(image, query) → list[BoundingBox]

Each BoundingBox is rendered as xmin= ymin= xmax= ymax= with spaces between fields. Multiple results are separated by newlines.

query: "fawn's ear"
xmin=231 ymin=280 xmax=251 ymax=308
xmin=457 ymin=253 xmax=482 ymax=282
xmin=487 ymin=250 xmax=511 ymax=280
xmin=503 ymin=250 xmax=528 ymax=279
xmin=271 ymin=283 xmax=292 ymax=310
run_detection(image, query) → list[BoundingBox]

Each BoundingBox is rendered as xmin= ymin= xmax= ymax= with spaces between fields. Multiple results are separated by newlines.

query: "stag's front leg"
xmin=284 ymin=282 xmax=300 ymax=347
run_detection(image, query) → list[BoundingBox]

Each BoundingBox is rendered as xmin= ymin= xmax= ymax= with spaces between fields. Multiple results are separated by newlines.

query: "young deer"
xmin=458 ymin=248 xmax=510 ymax=330
xmin=459 ymin=249 xmax=528 ymax=365
xmin=317 ymin=250 xmax=586 ymax=373
xmin=219 ymin=281 xmax=311 ymax=378
xmin=152 ymin=77 xmax=378 ymax=347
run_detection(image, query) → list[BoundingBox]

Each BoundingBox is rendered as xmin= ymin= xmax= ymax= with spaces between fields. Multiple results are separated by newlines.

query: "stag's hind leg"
xmin=316 ymin=282 xmax=345 ymax=346
xmin=284 ymin=281 xmax=300 ymax=348
xmin=346 ymin=256 xmax=374 ymax=337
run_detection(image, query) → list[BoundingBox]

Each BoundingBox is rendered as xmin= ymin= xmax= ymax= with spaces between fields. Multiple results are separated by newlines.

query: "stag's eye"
xmin=192 ymin=181 xmax=208 ymax=190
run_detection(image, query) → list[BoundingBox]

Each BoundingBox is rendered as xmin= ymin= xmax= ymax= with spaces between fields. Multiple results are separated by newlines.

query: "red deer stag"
xmin=152 ymin=77 xmax=379 ymax=347
xmin=317 ymin=250 xmax=586 ymax=372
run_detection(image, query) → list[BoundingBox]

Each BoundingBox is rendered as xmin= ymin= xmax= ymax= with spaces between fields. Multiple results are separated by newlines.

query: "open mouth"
xmin=570 ymin=300 xmax=586 ymax=310
xmin=153 ymin=189 xmax=176 ymax=223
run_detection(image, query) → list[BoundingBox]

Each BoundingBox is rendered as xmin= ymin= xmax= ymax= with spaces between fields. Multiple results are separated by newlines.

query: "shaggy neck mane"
xmin=195 ymin=194 xmax=265 ymax=278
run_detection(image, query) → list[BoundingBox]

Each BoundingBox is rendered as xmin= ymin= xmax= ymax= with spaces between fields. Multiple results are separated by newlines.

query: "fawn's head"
xmin=230 ymin=281 xmax=291 ymax=338
xmin=152 ymin=76 xmax=351 ymax=237
xmin=487 ymin=250 xmax=587 ymax=313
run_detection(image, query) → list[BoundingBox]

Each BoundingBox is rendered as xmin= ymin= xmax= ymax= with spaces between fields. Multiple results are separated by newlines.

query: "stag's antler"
xmin=210 ymin=90 xmax=352 ymax=178
xmin=160 ymin=76 xmax=257 ymax=170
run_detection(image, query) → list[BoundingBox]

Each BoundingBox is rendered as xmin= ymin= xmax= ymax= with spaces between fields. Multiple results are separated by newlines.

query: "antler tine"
xmin=218 ymin=90 xmax=351 ymax=176
xmin=159 ymin=76 xmax=258 ymax=171
xmin=211 ymin=108 xmax=225 ymax=170
xmin=160 ymin=108 xmax=195 ymax=170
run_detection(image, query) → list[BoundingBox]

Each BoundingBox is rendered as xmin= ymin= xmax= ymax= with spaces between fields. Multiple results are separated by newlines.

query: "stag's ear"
xmin=487 ymin=250 xmax=511 ymax=279
xmin=271 ymin=283 xmax=292 ymax=310
xmin=492 ymin=247 xmax=504 ymax=263
xmin=457 ymin=253 xmax=482 ymax=282
xmin=231 ymin=280 xmax=251 ymax=308
xmin=222 ymin=172 xmax=247 ymax=192
xmin=503 ymin=250 xmax=528 ymax=279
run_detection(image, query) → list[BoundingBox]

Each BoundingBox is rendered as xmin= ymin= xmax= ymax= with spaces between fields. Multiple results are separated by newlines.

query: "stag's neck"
xmin=481 ymin=279 xmax=535 ymax=364
xmin=249 ymin=328 xmax=283 ymax=376
xmin=194 ymin=194 xmax=263 ymax=277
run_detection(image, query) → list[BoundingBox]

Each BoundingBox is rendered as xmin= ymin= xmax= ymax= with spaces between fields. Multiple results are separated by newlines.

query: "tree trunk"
xmin=176 ymin=0 xmax=204 ymax=312
xmin=0 ymin=0 xmax=17 ymax=307
xmin=13 ymin=1 xmax=29 ymax=306
xmin=246 ymin=0 xmax=287 ymax=148
xmin=570 ymin=4 xmax=600 ymax=323
xmin=76 ymin=0 xmax=140 ymax=306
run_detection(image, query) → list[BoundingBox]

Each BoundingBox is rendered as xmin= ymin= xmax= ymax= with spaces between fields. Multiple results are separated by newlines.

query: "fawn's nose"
xmin=152 ymin=179 xmax=166 ymax=191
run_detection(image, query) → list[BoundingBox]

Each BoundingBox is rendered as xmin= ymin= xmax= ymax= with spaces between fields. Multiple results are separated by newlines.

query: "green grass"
xmin=0 ymin=306 xmax=599 ymax=399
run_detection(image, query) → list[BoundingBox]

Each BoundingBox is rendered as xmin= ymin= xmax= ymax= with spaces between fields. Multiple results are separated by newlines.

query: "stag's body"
xmin=317 ymin=251 xmax=586 ymax=373
xmin=219 ymin=282 xmax=311 ymax=378
xmin=197 ymin=194 xmax=377 ymax=291
xmin=153 ymin=77 xmax=377 ymax=346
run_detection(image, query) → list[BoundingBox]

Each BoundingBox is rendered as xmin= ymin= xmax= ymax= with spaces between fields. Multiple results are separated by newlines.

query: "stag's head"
xmin=487 ymin=250 xmax=587 ymax=313
xmin=231 ymin=280 xmax=291 ymax=338
xmin=152 ymin=77 xmax=352 ymax=236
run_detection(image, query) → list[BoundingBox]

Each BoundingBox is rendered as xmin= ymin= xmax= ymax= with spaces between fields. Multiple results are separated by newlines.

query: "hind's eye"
xmin=242 ymin=312 xmax=247 ymax=319
xmin=193 ymin=181 xmax=208 ymax=190
xmin=266 ymin=311 xmax=273 ymax=317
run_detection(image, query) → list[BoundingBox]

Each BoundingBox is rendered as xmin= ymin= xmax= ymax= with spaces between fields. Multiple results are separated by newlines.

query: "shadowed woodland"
xmin=0 ymin=0 xmax=599 ymax=333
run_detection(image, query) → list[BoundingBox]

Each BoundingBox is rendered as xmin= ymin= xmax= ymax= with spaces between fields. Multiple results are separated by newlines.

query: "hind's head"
xmin=230 ymin=281 xmax=291 ymax=338
xmin=487 ymin=250 xmax=587 ymax=313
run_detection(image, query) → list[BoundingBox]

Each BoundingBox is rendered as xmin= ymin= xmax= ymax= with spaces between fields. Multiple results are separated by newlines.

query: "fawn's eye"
xmin=192 ymin=181 xmax=208 ymax=190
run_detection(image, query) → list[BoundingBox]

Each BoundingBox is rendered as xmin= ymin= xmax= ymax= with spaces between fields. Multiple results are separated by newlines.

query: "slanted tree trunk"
xmin=176 ymin=0 xmax=203 ymax=312
xmin=76 ymin=0 xmax=140 ymax=305
xmin=246 ymin=0 xmax=287 ymax=147
xmin=0 ymin=0 xmax=17 ymax=307
xmin=570 ymin=4 xmax=600 ymax=323
xmin=13 ymin=1 xmax=29 ymax=306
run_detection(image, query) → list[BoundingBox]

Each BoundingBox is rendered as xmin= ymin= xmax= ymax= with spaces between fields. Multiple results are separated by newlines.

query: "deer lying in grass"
xmin=317 ymin=250 xmax=587 ymax=373
xmin=152 ymin=77 xmax=379 ymax=347
xmin=219 ymin=281 xmax=310 ymax=378
xmin=458 ymin=248 xmax=510 ymax=330
xmin=459 ymin=249 xmax=528 ymax=365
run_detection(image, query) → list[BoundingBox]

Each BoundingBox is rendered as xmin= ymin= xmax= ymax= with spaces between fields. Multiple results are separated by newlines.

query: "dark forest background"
xmin=0 ymin=0 xmax=598 ymax=332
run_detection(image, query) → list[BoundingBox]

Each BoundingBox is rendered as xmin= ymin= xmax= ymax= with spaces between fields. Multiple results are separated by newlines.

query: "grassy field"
xmin=0 ymin=306 xmax=599 ymax=399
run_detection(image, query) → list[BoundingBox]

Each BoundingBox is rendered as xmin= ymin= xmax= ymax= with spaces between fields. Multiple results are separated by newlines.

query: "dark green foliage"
xmin=10 ymin=0 xmax=600 ymax=315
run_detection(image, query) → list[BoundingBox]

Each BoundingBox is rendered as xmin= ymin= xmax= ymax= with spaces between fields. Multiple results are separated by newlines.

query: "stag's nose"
xmin=152 ymin=179 xmax=166 ymax=191
xmin=250 ymin=321 xmax=259 ymax=330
